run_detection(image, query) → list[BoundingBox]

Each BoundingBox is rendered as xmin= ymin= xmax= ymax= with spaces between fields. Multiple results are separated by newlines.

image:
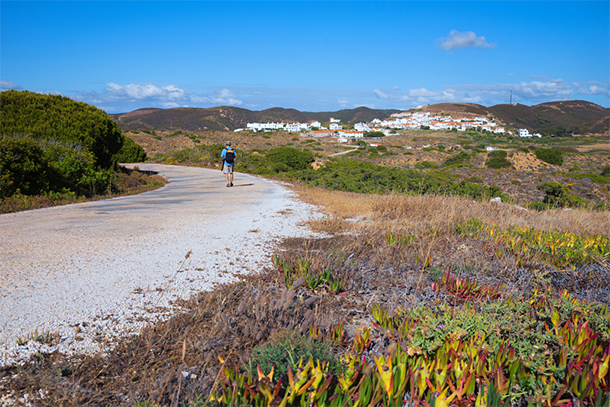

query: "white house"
xmin=309 ymin=121 xmax=321 ymax=128
xmin=354 ymin=122 xmax=371 ymax=132
xmin=486 ymin=146 xmax=500 ymax=152
xmin=329 ymin=123 xmax=343 ymax=131
xmin=247 ymin=122 xmax=285 ymax=131
xmin=285 ymin=123 xmax=301 ymax=132
xmin=338 ymin=130 xmax=364 ymax=138
xmin=519 ymin=129 xmax=531 ymax=138
xmin=330 ymin=117 xmax=341 ymax=123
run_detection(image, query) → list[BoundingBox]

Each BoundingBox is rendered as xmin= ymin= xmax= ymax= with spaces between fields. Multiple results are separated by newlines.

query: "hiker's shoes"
xmin=230 ymin=183 xmax=233 ymax=187
xmin=226 ymin=183 xmax=234 ymax=187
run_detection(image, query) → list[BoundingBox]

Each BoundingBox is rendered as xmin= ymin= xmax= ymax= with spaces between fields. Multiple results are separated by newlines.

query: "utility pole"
xmin=510 ymin=86 xmax=513 ymax=105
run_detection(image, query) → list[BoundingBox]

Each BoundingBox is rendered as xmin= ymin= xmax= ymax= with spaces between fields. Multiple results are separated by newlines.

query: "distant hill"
xmin=488 ymin=100 xmax=609 ymax=135
xmin=111 ymin=106 xmax=400 ymax=132
xmin=111 ymin=101 xmax=609 ymax=136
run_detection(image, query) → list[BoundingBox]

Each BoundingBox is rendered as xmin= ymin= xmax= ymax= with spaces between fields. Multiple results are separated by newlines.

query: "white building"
xmin=519 ymin=129 xmax=531 ymax=138
xmin=329 ymin=123 xmax=343 ymax=130
xmin=330 ymin=117 xmax=341 ymax=123
xmin=247 ymin=122 xmax=285 ymax=131
xmin=354 ymin=122 xmax=371 ymax=132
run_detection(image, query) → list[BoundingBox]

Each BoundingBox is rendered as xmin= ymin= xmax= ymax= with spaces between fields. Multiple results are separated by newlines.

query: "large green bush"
xmin=1 ymin=90 xmax=124 ymax=169
xmin=535 ymin=148 xmax=564 ymax=166
xmin=0 ymin=90 xmax=142 ymax=198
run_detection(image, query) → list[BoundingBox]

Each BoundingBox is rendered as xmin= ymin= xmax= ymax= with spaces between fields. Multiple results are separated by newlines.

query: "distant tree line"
xmin=0 ymin=90 xmax=146 ymax=199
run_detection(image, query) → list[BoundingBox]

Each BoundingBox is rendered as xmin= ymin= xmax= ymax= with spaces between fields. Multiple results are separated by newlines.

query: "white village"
xmin=238 ymin=110 xmax=542 ymax=145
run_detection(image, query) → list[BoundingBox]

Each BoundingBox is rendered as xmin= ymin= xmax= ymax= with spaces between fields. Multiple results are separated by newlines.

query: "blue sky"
xmin=1 ymin=1 xmax=609 ymax=113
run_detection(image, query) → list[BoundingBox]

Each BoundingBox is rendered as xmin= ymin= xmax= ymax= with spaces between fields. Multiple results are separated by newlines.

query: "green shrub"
xmin=568 ymin=173 xmax=609 ymax=184
xmin=415 ymin=160 xmax=439 ymax=169
xmin=443 ymin=151 xmax=471 ymax=167
xmin=248 ymin=330 xmax=337 ymax=387
xmin=535 ymin=148 xmax=564 ymax=166
xmin=537 ymin=181 xmax=588 ymax=208
xmin=0 ymin=136 xmax=49 ymax=197
xmin=115 ymin=136 xmax=147 ymax=163
xmin=265 ymin=147 xmax=314 ymax=171
xmin=485 ymin=150 xmax=511 ymax=169
xmin=601 ymin=165 xmax=610 ymax=177
xmin=593 ymin=202 xmax=610 ymax=211
xmin=1 ymin=90 xmax=124 ymax=169
xmin=528 ymin=200 xmax=549 ymax=211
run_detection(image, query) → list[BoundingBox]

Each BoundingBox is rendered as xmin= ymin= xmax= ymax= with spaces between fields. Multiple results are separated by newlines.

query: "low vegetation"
xmin=3 ymin=188 xmax=608 ymax=406
xmin=2 ymin=95 xmax=609 ymax=405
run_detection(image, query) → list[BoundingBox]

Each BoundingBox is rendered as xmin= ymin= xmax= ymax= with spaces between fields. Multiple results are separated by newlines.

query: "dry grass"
xmin=294 ymin=185 xmax=610 ymax=237
xmin=2 ymin=185 xmax=608 ymax=406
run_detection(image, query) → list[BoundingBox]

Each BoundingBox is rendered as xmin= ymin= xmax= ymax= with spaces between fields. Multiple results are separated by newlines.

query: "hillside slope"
xmin=111 ymin=101 xmax=608 ymax=135
xmin=488 ymin=100 xmax=609 ymax=135
xmin=111 ymin=106 xmax=400 ymax=131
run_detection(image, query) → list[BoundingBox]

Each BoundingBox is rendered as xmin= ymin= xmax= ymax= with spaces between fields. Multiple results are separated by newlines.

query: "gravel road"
xmin=0 ymin=164 xmax=319 ymax=366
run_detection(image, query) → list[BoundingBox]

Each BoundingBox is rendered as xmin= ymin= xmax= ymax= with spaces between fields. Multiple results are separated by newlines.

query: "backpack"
xmin=224 ymin=148 xmax=235 ymax=164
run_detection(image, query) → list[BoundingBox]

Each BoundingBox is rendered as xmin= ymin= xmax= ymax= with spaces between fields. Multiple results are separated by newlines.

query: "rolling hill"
xmin=110 ymin=106 xmax=400 ymax=132
xmin=111 ymin=101 xmax=609 ymax=136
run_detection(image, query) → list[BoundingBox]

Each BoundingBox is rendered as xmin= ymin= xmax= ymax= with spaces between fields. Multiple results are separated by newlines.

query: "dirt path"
xmin=0 ymin=164 xmax=318 ymax=366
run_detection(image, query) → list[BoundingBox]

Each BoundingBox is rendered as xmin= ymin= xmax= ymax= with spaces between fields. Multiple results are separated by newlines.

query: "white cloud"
xmin=338 ymin=98 xmax=349 ymax=107
xmin=517 ymin=79 xmax=572 ymax=99
xmin=436 ymin=30 xmax=496 ymax=52
xmin=0 ymin=81 xmax=23 ymax=91
xmin=373 ymin=89 xmax=389 ymax=99
xmin=574 ymin=81 xmax=610 ymax=97
xmin=370 ymin=78 xmax=585 ymax=108
xmin=71 ymin=83 xmax=243 ymax=111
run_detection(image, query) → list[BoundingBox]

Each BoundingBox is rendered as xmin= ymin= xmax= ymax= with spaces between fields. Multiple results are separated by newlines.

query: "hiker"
xmin=221 ymin=141 xmax=236 ymax=187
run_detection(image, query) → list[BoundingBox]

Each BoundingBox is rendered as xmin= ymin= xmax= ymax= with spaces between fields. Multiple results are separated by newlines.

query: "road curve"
xmin=0 ymin=164 xmax=318 ymax=365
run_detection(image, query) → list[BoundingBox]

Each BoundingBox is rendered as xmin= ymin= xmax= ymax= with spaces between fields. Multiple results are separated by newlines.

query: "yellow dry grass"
xmin=292 ymin=186 xmax=610 ymax=238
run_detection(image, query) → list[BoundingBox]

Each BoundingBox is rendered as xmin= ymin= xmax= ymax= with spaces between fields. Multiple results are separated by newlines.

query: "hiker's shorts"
xmin=223 ymin=164 xmax=234 ymax=174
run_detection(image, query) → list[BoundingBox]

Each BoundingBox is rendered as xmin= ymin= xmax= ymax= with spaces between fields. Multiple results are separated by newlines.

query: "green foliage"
xmin=0 ymin=91 xmax=136 ymax=199
xmin=265 ymin=147 xmax=314 ymax=171
xmin=601 ymin=165 xmax=610 ymax=177
xmin=535 ymin=148 xmax=564 ymax=165
xmin=415 ymin=160 xmax=439 ymax=169
xmin=485 ymin=150 xmax=512 ymax=169
xmin=537 ymin=181 xmax=588 ymax=208
xmin=1 ymin=90 xmax=124 ymax=169
xmin=216 ymin=289 xmax=610 ymax=406
xmin=593 ymin=202 xmax=610 ymax=211
xmin=443 ymin=151 xmax=471 ymax=167
xmin=299 ymin=159 xmax=510 ymax=202
xmin=248 ymin=330 xmax=337 ymax=387
xmin=0 ymin=136 xmax=49 ymax=197
xmin=114 ymin=135 xmax=147 ymax=163
xmin=568 ymin=173 xmax=610 ymax=184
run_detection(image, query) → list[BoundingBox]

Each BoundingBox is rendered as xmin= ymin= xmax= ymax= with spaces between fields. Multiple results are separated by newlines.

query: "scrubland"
xmin=2 ymin=186 xmax=609 ymax=407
